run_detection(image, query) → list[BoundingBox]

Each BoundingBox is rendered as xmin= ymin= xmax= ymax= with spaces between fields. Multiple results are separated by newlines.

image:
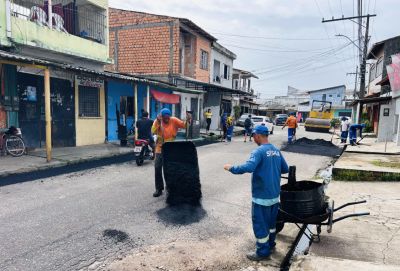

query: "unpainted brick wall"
xmin=107 ymin=8 xmax=211 ymax=83
xmin=107 ymin=8 xmax=180 ymax=75
xmin=194 ymin=35 xmax=211 ymax=83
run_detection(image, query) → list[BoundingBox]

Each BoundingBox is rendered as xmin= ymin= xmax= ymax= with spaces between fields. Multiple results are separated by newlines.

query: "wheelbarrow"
xmin=277 ymin=166 xmax=370 ymax=239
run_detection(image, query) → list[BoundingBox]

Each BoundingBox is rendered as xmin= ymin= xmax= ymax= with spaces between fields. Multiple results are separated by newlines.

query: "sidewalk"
xmin=0 ymin=144 xmax=134 ymax=182
xmin=346 ymin=136 xmax=400 ymax=155
xmin=333 ymin=137 xmax=400 ymax=181
xmin=291 ymin=180 xmax=400 ymax=270
xmin=200 ymin=126 xmax=244 ymax=139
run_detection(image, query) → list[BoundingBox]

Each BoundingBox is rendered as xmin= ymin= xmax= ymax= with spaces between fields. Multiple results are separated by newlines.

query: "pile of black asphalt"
xmin=162 ymin=141 xmax=202 ymax=206
xmin=281 ymin=137 xmax=343 ymax=157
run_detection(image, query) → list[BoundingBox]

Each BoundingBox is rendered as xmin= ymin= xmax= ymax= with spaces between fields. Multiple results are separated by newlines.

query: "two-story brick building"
xmin=0 ymin=0 xmax=111 ymax=150
xmin=107 ymin=8 xmax=246 ymax=129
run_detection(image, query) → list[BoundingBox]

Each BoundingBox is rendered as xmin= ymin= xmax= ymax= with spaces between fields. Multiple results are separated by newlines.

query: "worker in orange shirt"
xmin=282 ymin=112 xmax=298 ymax=143
xmin=151 ymin=108 xmax=192 ymax=197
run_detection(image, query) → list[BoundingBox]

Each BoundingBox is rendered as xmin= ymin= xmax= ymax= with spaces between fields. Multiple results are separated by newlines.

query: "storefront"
xmin=106 ymin=80 xmax=147 ymax=142
xmin=75 ymin=74 xmax=106 ymax=146
xmin=148 ymin=88 xmax=177 ymax=120
xmin=0 ymin=64 xmax=19 ymax=129
xmin=17 ymin=70 xmax=75 ymax=148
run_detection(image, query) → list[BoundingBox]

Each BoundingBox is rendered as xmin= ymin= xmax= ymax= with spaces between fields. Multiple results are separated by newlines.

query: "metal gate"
xmin=18 ymin=73 xmax=75 ymax=148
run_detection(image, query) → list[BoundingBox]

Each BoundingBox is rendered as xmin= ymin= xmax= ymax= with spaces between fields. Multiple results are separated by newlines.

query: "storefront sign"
xmin=298 ymin=105 xmax=311 ymax=112
xmin=75 ymin=75 xmax=104 ymax=88
xmin=383 ymin=108 xmax=390 ymax=117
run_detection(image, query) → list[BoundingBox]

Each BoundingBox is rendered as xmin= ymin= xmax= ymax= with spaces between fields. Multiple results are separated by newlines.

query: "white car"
xmin=251 ymin=116 xmax=275 ymax=135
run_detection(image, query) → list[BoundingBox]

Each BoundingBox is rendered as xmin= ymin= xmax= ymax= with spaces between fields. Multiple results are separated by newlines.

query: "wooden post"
xmin=146 ymin=85 xmax=150 ymax=113
xmin=134 ymin=83 xmax=138 ymax=139
xmin=44 ymin=68 xmax=52 ymax=162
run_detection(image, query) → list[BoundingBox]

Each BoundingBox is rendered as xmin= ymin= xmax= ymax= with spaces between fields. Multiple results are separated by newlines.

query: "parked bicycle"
xmin=0 ymin=126 xmax=26 ymax=157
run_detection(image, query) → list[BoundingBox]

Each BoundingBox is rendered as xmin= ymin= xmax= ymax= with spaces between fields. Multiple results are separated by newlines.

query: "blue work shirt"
xmin=229 ymin=144 xmax=289 ymax=206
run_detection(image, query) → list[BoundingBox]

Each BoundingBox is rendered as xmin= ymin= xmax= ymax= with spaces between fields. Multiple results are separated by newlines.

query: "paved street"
xmin=0 ymin=129 xmax=332 ymax=271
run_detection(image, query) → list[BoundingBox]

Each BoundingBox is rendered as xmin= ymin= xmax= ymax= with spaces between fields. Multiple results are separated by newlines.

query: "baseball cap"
xmin=160 ymin=108 xmax=172 ymax=116
xmin=252 ymin=125 xmax=269 ymax=135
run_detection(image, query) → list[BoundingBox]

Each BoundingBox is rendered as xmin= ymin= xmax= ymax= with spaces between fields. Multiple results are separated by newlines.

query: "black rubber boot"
xmin=153 ymin=190 xmax=163 ymax=197
xmin=246 ymin=252 xmax=270 ymax=261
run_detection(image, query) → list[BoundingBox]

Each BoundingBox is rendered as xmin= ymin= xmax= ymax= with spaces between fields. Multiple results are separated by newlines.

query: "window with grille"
xmin=200 ymin=50 xmax=209 ymax=70
xmin=78 ymin=86 xmax=100 ymax=117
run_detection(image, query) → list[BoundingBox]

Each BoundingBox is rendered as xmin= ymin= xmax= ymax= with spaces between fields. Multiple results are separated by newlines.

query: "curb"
xmin=0 ymin=140 xmax=221 ymax=187
xmin=0 ymin=152 xmax=135 ymax=187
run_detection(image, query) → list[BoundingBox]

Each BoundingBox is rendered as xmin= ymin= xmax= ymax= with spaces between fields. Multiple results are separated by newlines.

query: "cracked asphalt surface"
xmin=0 ymin=129 xmax=334 ymax=271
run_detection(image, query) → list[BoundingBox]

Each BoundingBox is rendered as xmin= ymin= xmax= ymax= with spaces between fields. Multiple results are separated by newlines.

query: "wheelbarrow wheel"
xmin=276 ymin=222 xmax=285 ymax=234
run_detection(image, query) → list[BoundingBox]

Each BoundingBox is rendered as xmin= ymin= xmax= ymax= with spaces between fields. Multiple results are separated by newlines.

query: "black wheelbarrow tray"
xmin=276 ymin=199 xmax=370 ymax=234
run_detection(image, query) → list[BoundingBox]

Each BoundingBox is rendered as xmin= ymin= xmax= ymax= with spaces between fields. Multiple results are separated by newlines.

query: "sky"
xmin=109 ymin=0 xmax=400 ymax=99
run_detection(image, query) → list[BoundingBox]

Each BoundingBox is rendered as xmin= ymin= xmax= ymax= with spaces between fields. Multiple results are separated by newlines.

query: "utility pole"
xmin=358 ymin=0 xmax=362 ymax=68
xmin=347 ymin=66 xmax=358 ymax=100
xmin=322 ymin=10 xmax=376 ymax=100
xmin=359 ymin=15 xmax=370 ymax=98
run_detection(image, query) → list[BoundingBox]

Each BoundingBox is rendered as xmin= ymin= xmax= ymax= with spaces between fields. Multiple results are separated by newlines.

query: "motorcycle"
xmin=134 ymin=139 xmax=154 ymax=166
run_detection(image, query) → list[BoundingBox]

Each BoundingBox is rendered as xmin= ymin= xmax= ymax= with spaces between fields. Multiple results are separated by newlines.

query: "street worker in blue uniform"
xmin=282 ymin=112 xmax=298 ymax=143
xmin=224 ymin=125 xmax=289 ymax=261
xmin=349 ymin=123 xmax=366 ymax=146
xmin=340 ymin=117 xmax=351 ymax=143
xmin=220 ymin=113 xmax=228 ymax=141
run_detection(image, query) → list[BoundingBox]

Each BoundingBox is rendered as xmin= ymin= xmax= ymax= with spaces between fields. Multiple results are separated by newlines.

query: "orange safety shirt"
xmin=151 ymin=117 xmax=186 ymax=154
xmin=285 ymin=116 xmax=298 ymax=129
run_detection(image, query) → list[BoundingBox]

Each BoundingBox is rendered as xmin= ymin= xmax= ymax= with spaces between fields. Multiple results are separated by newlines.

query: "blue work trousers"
xmin=252 ymin=203 xmax=279 ymax=257
xmin=288 ymin=128 xmax=295 ymax=143
xmin=341 ymin=131 xmax=348 ymax=143
xmin=227 ymin=126 xmax=234 ymax=142
xmin=349 ymin=129 xmax=357 ymax=145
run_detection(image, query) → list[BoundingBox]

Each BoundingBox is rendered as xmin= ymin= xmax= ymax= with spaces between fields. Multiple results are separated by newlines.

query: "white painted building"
xmin=210 ymin=42 xmax=236 ymax=89
xmin=204 ymin=42 xmax=237 ymax=130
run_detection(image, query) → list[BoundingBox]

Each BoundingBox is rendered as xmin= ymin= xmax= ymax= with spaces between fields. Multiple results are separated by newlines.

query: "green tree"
xmin=233 ymin=105 xmax=241 ymax=120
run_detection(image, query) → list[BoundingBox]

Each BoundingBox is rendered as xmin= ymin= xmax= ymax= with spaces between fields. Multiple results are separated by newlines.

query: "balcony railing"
xmin=10 ymin=0 xmax=107 ymax=44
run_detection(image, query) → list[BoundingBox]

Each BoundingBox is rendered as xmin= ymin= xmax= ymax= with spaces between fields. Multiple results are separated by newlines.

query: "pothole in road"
xmin=156 ymin=204 xmax=207 ymax=226
xmin=102 ymin=229 xmax=129 ymax=243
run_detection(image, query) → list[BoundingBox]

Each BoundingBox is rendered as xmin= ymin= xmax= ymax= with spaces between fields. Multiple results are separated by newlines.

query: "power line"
xmin=322 ymin=3 xmax=377 ymax=100
xmin=253 ymin=57 xmax=355 ymax=83
xmin=219 ymin=43 xmax=334 ymax=54
xmin=251 ymin=41 xmax=356 ymax=74
xmin=210 ymin=32 xmax=339 ymax=41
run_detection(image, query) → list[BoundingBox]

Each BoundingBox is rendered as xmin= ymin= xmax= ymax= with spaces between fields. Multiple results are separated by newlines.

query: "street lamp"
xmin=335 ymin=34 xmax=362 ymax=51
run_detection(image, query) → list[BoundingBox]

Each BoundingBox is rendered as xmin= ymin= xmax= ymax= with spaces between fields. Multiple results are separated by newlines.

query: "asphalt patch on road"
xmin=156 ymin=204 xmax=207 ymax=226
xmin=281 ymin=137 xmax=343 ymax=157
xmin=102 ymin=229 xmax=129 ymax=244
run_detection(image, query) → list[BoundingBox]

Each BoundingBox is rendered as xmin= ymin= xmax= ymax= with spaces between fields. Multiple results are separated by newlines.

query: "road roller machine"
xmin=304 ymin=100 xmax=333 ymax=133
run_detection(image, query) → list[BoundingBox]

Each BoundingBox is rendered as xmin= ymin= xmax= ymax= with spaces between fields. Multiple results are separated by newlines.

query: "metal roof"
xmin=307 ymin=85 xmax=346 ymax=93
xmin=350 ymin=96 xmax=392 ymax=106
xmin=0 ymin=50 xmax=205 ymax=94
xmin=367 ymin=35 xmax=400 ymax=60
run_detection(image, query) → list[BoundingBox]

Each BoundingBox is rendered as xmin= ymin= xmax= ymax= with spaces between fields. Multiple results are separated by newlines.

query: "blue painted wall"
xmin=107 ymin=80 xmax=145 ymax=141
xmin=107 ymin=81 xmax=173 ymax=141
xmin=309 ymin=86 xmax=346 ymax=106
